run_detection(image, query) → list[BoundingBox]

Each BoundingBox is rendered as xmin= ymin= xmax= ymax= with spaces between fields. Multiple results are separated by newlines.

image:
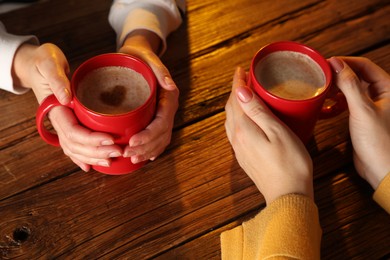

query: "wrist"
xmin=262 ymin=178 xmax=314 ymax=205
xmin=12 ymin=43 xmax=37 ymax=89
xmin=122 ymin=29 xmax=161 ymax=54
xmin=366 ymin=169 xmax=390 ymax=190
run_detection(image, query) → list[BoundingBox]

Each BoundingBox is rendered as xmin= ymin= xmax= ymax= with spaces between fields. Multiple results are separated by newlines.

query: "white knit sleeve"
xmin=109 ymin=0 xmax=184 ymax=55
xmin=0 ymin=22 xmax=39 ymax=94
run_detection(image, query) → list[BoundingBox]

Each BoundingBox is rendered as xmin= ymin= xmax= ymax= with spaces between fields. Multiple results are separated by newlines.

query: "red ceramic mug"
xmin=36 ymin=53 xmax=157 ymax=175
xmin=249 ymin=41 xmax=346 ymax=144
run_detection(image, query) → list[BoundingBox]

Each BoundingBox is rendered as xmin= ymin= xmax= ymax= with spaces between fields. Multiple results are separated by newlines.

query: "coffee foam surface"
xmin=255 ymin=51 xmax=326 ymax=100
xmin=77 ymin=66 xmax=150 ymax=114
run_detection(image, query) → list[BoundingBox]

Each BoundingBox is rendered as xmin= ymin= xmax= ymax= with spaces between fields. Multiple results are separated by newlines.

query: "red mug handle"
xmin=320 ymin=90 xmax=347 ymax=119
xmin=36 ymin=95 xmax=71 ymax=147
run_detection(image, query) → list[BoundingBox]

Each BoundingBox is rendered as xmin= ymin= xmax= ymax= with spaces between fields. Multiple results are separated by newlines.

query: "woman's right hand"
xmin=225 ymin=67 xmax=313 ymax=204
xmin=13 ymin=43 xmax=122 ymax=172
xmin=329 ymin=56 xmax=390 ymax=189
xmin=48 ymin=106 xmax=123 ymax=172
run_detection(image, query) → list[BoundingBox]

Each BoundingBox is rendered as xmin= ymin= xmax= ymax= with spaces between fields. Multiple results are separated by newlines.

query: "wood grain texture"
xmin=0 ymin=0 xmax=389 ymax=259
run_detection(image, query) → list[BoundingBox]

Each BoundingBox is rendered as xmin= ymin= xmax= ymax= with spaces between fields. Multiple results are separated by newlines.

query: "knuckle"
xmin=64 ymin=131 xmax=74 ymax=141
xmin=172 ymin=87 xmax=180 ymax=100
xmin=232 ymin=124 xmax=247 ymax=146
xmin=358 ymin=56 xmax=371 ymax=64
xmin=247 ymin=104 xmax=267 ymax=118
xmin=267 ymin=122 xmax=286 ymax=137
xmin=340 ymin=69 xmax=360 ymax=88
xmin=62 ymin=149 xmax=71 ymax=157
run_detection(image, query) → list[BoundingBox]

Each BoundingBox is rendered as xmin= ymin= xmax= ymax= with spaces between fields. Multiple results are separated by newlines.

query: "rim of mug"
xmin=71 ymin=53 xmax=157 ymax=117
xmin=250 ymin=41 xmax=332 ymax=103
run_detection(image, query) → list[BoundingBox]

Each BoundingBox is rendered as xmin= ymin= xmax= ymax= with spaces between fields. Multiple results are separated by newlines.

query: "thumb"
xmin=128 ymin=48 xmax=178 ymax=92
xmin=235 ymin=84 xmax=280 ymax=134
xmin=38 ymin=44 xmax=71 ymax=105
xmin=232 ymin=67 xmax=280 ymax=132
xmin=328 ymin=57 xmax=372 ymax=113
xmin=47 ymin=67 xmax=71 ymax=105
xmin=149 ymin=61 xmax=177 ymax=92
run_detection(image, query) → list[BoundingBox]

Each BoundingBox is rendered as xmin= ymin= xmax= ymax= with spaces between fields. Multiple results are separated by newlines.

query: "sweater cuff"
xmin=220 ymin=225 xmax=244 ymax=260
xmin=0 ymin=25 xmax=39 ymax=94
xmin=109 ymin=1 xmax=182 ymax=56
xmin=373 ymin=172 xmax=390 ymax=214
xmin=252 ymin=194 xmax=322 ymax=260
xmin=220 ymin=194 xmax=321 ymax=260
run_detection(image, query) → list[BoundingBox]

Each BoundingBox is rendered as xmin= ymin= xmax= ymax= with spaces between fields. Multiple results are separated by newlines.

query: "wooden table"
xmin=1 ymin=0 xmax=389 ymax=259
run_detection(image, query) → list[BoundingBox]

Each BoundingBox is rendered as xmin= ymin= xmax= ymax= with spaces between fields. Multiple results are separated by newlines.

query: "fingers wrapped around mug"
xmin=49 ymin=106 xmax=122 ymax=172
xmin=328 ymin=56 xmax=390 ymax=189
xmin=36 ymin=53 xmax=157 ymax=175
xmin=225 ymin=67 xmax=314 ymax=204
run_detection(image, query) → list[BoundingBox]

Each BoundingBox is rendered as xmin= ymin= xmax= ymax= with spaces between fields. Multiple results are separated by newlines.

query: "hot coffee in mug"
xmin=77 ymin=66 xmax=151 ymax=115
xmin=249 ymin=41 xmax=345 ymax=144
xmin=36 ymin=53 xmax=157 ymax=175
xmin=254 ymin=51 xmax=326 ymax=100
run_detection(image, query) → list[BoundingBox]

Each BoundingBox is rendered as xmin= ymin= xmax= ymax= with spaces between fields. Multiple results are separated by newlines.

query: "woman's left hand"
xmin=119 ymin=30 xmax=179 ymax=164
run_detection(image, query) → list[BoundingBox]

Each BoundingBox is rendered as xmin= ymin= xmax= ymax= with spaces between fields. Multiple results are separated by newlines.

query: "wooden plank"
xmin=0 ymin=0 xmax=115 ymax=147
xmin=0 ymin=137 xmax=76 ymax=200
xmin=0 ymin=0 xmax=116 ymax=61
xmin=183 ymin=0 xmax=321 ymax=54
xmin=317 ymin=172 xmax=390 ymax=259
xmin=0 ymin=80 xmax=354 ymax=201
xmin=154 ymin=171 xmax=390 ymax=260
xmin=167 ymin=2 xmax=390 ymax=127
xmin=0 ymin=103 xmax=372 ymax=258
xmin=0 ymin=0 xmax=387 ymax=211
xmin=0 ymin=43 xmax=388 ymax=259
xmin=0 ymin=91 xmax=37 ymax=147
xmin=164 ymin=0 xmax=386 ymax=59
xmin=0 ymin=0 xmax=389 ymax=259
xmin=0 ymin=112 xmax=257 ymax=258
xmin=1 ymin=0 xmax=388 ymax=133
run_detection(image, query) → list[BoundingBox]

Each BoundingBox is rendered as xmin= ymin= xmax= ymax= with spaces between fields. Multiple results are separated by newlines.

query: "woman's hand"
xmin=13 ymin=43 xmax=71 ymax=105
xmin=119 ymin=30 xmax=179 ymax=164
xmin=225 ymin=67 xmax=313 ymax=204
xmin=329 ymin=56 xmax=390 ymax=189
xmin=13 ymin=43 xmax=121 ymax=171
xmin=48 ymin=106 xmax=122 ymax=172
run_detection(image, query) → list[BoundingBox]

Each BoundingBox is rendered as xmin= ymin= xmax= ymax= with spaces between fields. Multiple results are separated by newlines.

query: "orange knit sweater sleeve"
xmin=220 ymin=194 xmax=322 ymax=260
xmin=373 ymin=172 xmax=390 ymax=214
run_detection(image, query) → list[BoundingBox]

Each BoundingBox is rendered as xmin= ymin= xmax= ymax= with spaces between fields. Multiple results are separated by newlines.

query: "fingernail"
xmin=123 ymin=150 xmax=136 ymax=158
xmin=130 ymin=140 xmax=142 ymax=147
xmin=164 ymin=76 xmax=176 ymax=88
xmin=101 ymin=140 xmax=114 ymax=146
xmin=237 ymin=87 xmax=253 ymax=103
xmin=235 ymin=66 xmax=243 ymax=75
xmin=64 ymin=87 xmax=71 ymax=98
xmin=61 ymin=88 xmax=71 ymax=104
xmin=150 ymin=157 xmax=156 ymax=161
xmin=131 ymin=157 xmax=140 ymax=164
xmin=109 ymin=152 xmax=121 ymax=158
xmin=98 ymin=160 xmax=110 ymax=167
xmin=329 ymin=57 xmax=344 ymax=74
xmin=79 ymin=164 xmax=90 ymax=172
